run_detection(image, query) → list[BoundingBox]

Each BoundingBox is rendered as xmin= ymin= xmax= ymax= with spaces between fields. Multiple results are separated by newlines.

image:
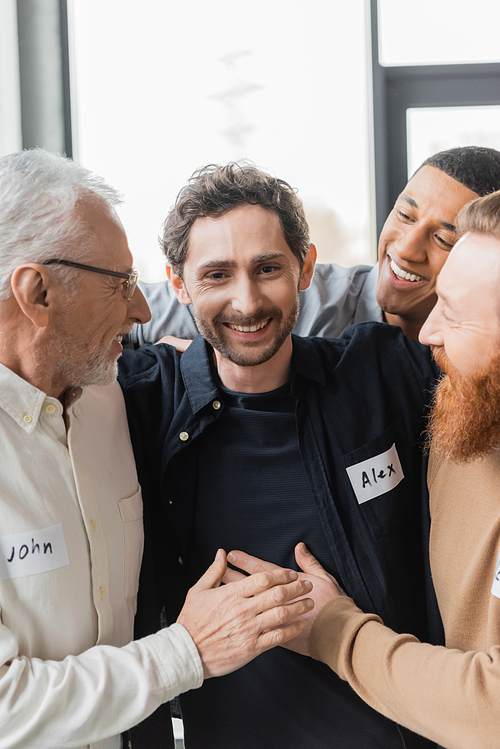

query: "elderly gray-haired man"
xmin=0 ymin=149 xmax=312 ymax=749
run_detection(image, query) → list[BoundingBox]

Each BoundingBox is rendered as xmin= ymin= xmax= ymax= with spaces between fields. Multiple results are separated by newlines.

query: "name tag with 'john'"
xmin=0 ymin=523 xmax=69 ymax=581
xmin=346 ymin=443 xmax=404 ymax=504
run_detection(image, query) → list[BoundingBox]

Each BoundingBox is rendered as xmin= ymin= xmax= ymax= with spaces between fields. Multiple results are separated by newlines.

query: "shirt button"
xmin=178 ymin=556 xmax=183 ymax=565
xmin=179 ymin=431 xmax=189 ymax=442
xmin=99 ymin=586 xmax=105 ymax=599
xmin=90 ymin=519 xmax=97 ymax=532
xmin=212 ymin=400 xmax=221 ymax=410
xmin=45 ymin=404 xmax=56 ymax=414
xmin=23 ymin=413 xmax=32 ymax=424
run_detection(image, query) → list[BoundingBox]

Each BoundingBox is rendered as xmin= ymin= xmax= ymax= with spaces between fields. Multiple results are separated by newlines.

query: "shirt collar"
xmin=0 ymin=362 xmax=83 ymax=433
xmin=180 ymin=335 xmax=221 ymax=414
xmin=180 ymin=333 xmax=326 ymax=413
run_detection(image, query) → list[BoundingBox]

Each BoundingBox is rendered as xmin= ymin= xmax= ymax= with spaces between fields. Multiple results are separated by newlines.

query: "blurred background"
xmin=1 ymin=0 xmax=500 ymax=282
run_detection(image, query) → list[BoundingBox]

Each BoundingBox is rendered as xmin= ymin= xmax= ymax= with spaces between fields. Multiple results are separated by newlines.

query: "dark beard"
xmin=427 ymin=346 xmax=500 ymax=462
xmin=193 ymin=297 xmax=299 ymax=368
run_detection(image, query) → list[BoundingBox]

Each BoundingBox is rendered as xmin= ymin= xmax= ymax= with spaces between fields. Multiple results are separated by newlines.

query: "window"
xmin=378 ymin=0 xmax=500 ymax=67
xmin=371 ymin=0 xmax=500 ymax=233
xmin=407 ymin=106 xmax=500 ymax=176
xmin=0 ymin=0 xmax=22 ymax=157
xmin=69 ymin=0 xmax=374 ymax=279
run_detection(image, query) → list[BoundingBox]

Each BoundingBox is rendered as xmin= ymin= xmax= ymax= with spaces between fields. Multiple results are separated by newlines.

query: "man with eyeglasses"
xmin=43 ymin=258 xmax=140 ymax=297
xmin=0 ymin=149 xmax=313 ymax=749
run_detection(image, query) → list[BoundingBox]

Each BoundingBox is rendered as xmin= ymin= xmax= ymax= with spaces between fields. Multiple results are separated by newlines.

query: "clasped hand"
xmin=223 ymin=542 xmax=344 ymax=657
xmin=177 ymin=548 xmax=315 ymax=678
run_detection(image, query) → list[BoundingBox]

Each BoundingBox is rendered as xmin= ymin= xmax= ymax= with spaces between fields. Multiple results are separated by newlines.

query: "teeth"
xmin=390 ymin=259 xmax=424 ymax=283
xmin=227 ymin=319 xmax=269 ymax=333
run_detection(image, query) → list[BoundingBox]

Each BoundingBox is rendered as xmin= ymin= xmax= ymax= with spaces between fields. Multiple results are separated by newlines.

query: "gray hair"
xmin=0 ymin=149 xmax=122 ymax=301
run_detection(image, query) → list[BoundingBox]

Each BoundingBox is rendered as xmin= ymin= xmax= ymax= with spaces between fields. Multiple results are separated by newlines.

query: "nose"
xmin=128 ymin=284 xmax=151 ymax=325
xmin=395 ymin=224 xmax=428 ymax=264
xmin=231 ymin=274 xmax=265 ymax=319
xmin=419 ymin=303 xmax=443 ymax=347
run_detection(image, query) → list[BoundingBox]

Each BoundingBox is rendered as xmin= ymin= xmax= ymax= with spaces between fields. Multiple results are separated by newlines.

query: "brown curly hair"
xmin=160 ymin=163 xmax=310 ymax=277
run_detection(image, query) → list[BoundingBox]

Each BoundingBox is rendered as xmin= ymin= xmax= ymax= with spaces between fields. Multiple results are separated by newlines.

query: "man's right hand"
xmin=177 ymin=548 xmax=314 ymax=678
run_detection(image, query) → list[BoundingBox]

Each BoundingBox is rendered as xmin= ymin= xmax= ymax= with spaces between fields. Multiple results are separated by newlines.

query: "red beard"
xmin=427 ymin=346 xmax=500 ymax=462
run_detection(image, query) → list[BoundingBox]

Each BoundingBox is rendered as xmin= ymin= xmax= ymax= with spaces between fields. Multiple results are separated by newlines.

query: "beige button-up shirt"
xmin=0 ymin=365 xmax=202 ymax=749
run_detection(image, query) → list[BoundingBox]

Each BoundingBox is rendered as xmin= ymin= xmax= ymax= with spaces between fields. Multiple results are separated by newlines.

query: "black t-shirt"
xmin=181 ymin=375 xmax=413 ymax=749
xmin=194 ymin=377 xmax=337 ymax=576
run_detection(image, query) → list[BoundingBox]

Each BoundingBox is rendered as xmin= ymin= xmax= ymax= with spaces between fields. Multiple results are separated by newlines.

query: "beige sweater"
xmin=310 ymin=447 xmax=500 ymax=749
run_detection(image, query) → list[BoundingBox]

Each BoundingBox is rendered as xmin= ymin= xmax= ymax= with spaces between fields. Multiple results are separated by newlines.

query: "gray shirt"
xmin=128 ymin=262 xmax=382 ymax=346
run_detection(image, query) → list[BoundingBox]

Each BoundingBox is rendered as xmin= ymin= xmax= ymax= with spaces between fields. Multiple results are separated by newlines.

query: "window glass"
xmin=69 ymin=0 xmax=374 ymax=280
xmin=0 ymin=0 xmax=22 ymax=156
xmin=379 ymin=0 xmax=500 ymax=67
xmin=407 ymin=106 xmax=500 ymax=177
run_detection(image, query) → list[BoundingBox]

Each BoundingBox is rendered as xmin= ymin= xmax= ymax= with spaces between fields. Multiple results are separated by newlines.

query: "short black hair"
xmin=417 ymin=146 xmax=500 ymax=197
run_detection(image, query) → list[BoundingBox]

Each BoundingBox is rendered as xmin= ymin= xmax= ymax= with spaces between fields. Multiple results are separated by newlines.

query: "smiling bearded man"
xmin=119 ymin=163 xmax=445 ymax=749
xmin=174 ymin=203 xmax=303 ymax=369
xmin=191 ymin=295 xmax=299 ymax=368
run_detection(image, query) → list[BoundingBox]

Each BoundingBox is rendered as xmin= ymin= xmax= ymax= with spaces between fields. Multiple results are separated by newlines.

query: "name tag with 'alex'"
xmin=346 ymin=443 xmax=404 ymax=504
xmin=0 ymin=524 xmax=69 ymax=581
xmin=491 ymin=547 xmax=500 ymax=599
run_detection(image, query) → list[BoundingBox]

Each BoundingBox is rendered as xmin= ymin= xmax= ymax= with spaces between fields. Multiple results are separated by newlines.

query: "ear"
xmin=10 ymin=264 xmax=53 ymax=328
xmin=299 ymin=244 xmax=317 ymax=291
xmin=166 ymin=265 xmax=192 ymax=306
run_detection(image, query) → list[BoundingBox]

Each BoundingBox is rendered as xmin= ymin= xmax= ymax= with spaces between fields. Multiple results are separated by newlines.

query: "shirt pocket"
xmin=341 ymin=419 xmax=416 ymax=538
xmin=118 ymin=489 xmax=144 ymax=600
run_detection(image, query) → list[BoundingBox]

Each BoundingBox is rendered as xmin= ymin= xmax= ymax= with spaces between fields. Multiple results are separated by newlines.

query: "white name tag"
xmin=0 ymin=524 xmax=69 ymax=581
xmin=346 ymin=443 xmax=404 ymax=504
xmin=491 ymin=547 xmax=500 ymax=599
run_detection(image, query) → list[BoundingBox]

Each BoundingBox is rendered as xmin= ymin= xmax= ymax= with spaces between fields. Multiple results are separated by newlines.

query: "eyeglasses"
xmin=42 ymin=258 xmax=139 ymax=301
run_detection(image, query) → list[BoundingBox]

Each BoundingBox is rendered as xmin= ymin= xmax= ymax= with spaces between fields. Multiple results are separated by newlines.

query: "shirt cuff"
xmin=145 ymin=622 xmax=204 ymax=702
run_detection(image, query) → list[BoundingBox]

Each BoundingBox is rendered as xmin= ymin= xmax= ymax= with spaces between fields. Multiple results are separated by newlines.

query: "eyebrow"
xmin=400 ymin=194 xmax=418 ymax=210
xmin=399 ymin=194 xmax=457 ymax=232
xmin=197 ymin=252 xmax=288 ymax=270
xmin=440 ymin=221 xmax=456 ymax=232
